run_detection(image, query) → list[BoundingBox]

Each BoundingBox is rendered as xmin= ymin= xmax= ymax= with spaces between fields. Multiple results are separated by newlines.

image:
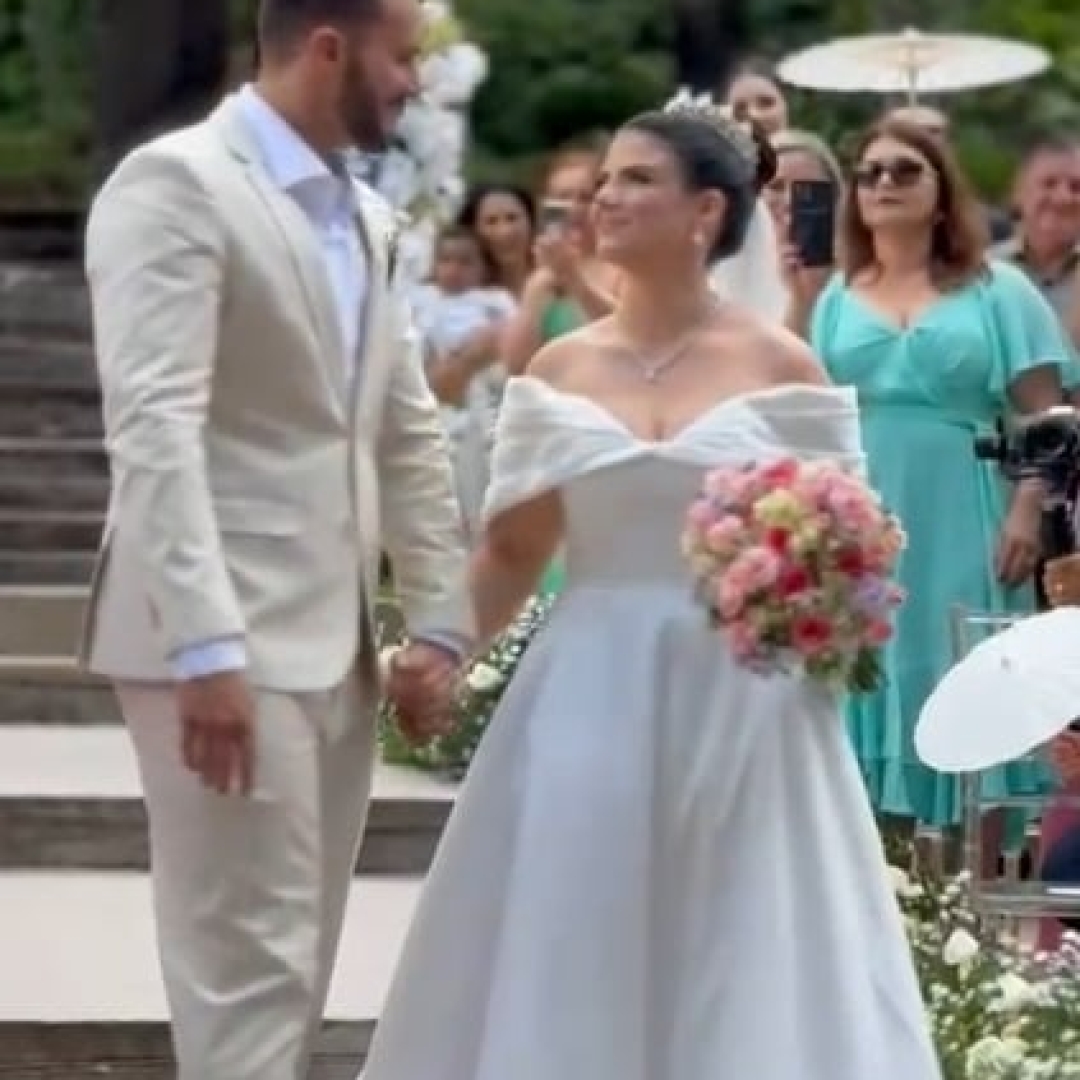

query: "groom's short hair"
xmin=257 ymin=0 xmax=384 ymax=53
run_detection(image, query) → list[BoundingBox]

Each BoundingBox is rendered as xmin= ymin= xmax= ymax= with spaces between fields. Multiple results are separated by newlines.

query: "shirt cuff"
xmin=170 ymin=637 xmax=247 ymax=680
xmin=414 ymin=632 xmax=470 ymax=661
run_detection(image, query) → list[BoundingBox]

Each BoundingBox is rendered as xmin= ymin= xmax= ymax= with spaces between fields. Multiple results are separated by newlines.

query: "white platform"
xmin=0 ymin=872 xmax=419 ymax=1020
xmin=0 ymin=725 xmax=456 ymax=801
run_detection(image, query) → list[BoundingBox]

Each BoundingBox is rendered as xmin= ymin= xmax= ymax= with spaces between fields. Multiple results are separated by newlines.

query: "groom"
xmin=80 ymin=0 xmax=472 ymax=1076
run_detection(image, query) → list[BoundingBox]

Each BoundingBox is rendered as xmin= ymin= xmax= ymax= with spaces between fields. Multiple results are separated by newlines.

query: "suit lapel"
xmin=211 ymin=97 xmax=348 ymax=407
xmin=351 ymin=187 xmax=393 ymax=428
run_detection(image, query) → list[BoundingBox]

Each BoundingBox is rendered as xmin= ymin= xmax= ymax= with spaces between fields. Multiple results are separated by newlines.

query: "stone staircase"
xmin=0 ymin=264 xmax=105 ymax=589
xmin=0 ymin=608 xmax=452 ymax=1078
xmin=0 ymin=264 xmax=442 ymax=1076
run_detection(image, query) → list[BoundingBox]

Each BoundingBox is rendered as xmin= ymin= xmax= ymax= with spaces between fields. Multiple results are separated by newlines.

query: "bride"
xmin=364 ymin=102 xmax=941 ymax=1079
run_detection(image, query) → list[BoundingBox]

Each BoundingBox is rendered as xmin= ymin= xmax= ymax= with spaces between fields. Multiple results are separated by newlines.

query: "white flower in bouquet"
xmin=964 ymin=1034 xmax=1028 ymax=1078
xmin=992 ymin=971 xmax=1035 ymax=1012
xmin=467 ymin=661 xmax=504 ymax=694
xmin=943 ymin=927 xmax=981 ymax=966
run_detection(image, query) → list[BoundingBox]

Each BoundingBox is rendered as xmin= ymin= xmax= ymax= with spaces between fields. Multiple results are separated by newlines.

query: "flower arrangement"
xmin=379 ymin=594 xmax=553 ymax=779
xmin=349 ymin=0 xmax=487 ymax=285
xmin=681 ymin=457 xmax=905 ymax=692
xmin=890 ymin=859 xmax=1080 ymax=1078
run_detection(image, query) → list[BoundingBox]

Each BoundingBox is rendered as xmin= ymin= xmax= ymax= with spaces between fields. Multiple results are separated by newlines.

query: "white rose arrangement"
xmin=348 ymin=0 xmax=487 ymax=286
xmin=888 ymin=859 xmax=1080 ymax=1077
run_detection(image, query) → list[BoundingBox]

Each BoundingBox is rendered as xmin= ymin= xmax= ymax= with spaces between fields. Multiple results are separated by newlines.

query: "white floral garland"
xmin=349 ymin=1 xmax=487 ymax=285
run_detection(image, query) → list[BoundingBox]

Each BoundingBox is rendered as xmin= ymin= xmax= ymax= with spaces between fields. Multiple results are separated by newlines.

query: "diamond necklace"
xmin=615 ymin=305 xmax=717 ymax=384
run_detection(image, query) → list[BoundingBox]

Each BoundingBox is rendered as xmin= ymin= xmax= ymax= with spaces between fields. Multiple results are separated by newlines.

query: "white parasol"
xmin=777 ymin=28 xmax=1051 ymax=103
xmin=915 ymin=607 xmax=1080 ymax=773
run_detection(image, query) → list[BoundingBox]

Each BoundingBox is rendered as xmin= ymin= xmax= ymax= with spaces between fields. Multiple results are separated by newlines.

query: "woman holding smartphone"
xmin=501 ymin=142 xmax=618 ymax=376
xmin=501 ymin=143 xmax=619 ymax=597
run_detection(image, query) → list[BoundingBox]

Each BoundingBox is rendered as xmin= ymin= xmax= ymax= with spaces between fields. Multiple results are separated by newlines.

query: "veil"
xmin=708 ymin=198 xmax=789 ymax=324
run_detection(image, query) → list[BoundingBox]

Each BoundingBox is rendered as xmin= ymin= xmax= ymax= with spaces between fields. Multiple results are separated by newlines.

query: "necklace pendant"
xmin=643 ymin=366 xmax=660 ymax=383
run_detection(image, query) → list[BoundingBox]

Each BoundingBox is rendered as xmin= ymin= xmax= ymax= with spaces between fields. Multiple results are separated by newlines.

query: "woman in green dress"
xmin=501 ymin=143 xmax=619 ymax=596
xmin=809 ymin=118 xmax=1076 ymax=836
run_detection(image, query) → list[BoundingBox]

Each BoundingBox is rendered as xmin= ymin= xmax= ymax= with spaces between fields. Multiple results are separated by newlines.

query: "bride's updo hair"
xmin=621 ymin=106 xmax=777 ymax=263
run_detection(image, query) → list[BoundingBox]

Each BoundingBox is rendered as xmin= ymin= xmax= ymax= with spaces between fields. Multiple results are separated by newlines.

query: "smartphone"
xmin=539 ymin=199 xmax=573 ymax=233
xmin=790 ymin=179 xmax=836 ymax=269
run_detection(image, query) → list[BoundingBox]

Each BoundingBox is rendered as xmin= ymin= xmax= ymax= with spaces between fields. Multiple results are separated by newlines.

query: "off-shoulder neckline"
xmin=505 ymin=377 xmax=857 ymax=447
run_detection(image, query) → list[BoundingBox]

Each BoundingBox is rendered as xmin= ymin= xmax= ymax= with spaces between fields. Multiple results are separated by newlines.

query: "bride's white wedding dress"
xmin=361 ymin=378 xmax=941 ymax=1080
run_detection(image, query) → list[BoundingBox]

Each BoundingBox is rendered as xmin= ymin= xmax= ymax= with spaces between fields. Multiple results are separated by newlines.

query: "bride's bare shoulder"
xmin=524 ymin=318 xmax=617 ymax=389
xmin=720 ymin=306 xmax=829 ymax=388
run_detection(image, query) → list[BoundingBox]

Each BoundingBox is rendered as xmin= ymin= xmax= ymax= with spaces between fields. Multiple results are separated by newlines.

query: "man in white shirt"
xmin=82 ymin=1 xmax=472 ymax=1076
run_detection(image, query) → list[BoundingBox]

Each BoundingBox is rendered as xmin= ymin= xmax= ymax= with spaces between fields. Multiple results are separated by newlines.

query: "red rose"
xmin=779 ymin=564 xmax=811 ymax=596
xmin=765 ymin=527 xmax=791 ymax=554
xmin=835 ymin=547 xmax=865 ymax=577
xmin=792 ymin=614 xmax=834 ymax=654
xmin=761 ymin=458 xmax=799 ymax=489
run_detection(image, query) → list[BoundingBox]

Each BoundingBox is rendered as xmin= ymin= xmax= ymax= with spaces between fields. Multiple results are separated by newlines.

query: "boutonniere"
xmin=387 ymin=210 xmax=410 ymax=285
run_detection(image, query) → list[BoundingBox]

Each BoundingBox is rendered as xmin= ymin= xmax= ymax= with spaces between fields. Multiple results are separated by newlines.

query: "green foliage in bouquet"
xmin=889 ymin=855 xmax=1080 ymax=1078
xmin=379 ymin=594 xmax=553 ymax=780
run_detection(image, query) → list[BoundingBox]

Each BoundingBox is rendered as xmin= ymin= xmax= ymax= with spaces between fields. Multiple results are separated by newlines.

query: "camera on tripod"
xmin=974 ymin=406 xmax=1080 ymax=557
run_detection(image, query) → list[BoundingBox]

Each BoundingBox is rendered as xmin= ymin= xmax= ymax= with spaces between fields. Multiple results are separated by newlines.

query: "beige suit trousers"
xmin=116 ymin=675 xmax=376 ymax=1080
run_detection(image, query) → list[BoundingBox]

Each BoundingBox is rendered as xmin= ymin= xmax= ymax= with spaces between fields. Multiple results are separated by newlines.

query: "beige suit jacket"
xmin=80 ymin=96 xmax=473 ymax=690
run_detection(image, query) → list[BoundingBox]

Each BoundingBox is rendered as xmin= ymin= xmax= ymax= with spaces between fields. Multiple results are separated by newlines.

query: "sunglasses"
xmin=853 ymin=158 xmax=927 ymax=189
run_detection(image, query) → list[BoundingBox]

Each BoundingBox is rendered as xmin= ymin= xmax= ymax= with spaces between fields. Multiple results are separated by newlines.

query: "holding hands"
xmin=384 ymin=641 xmax=462 ymax=745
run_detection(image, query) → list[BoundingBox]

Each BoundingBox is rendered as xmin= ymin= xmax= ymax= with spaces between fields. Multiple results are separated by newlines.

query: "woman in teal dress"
xmin=810 ymin=118 xmax=1076 ymax=833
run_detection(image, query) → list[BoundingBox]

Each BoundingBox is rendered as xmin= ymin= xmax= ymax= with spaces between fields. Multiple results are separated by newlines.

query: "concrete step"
xmin=0 ymin=669 xmax=119 ymax=726
xmin=0 ymin=586 xmax=88 ymax=657
xmin=0 ymin=435 xmax=107 ymax=475
xmin=0 ymin=550 xmax=97 ymax=585
xmin=0 ymin=727 xmax=454 ymax=873
xmin=0 ymin=509 xmax=104 ymax=551
xmin=0 ymin=394 xmax=102 ymax=438
xmin=0 ymin=470 xmax=107 ymax=511
xmin=0 ymin=263 xmax=91 ymax=338
xmin=0 ymin=872 xmax=419 ymax=1075
xmin=0 ymin=336 xmax=96 ymax=386
xmin=0 ymin=1020 xmax=368 ymax=1079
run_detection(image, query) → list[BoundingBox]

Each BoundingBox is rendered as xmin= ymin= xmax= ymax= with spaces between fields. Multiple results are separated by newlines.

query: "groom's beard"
xmin=338 ymin=58 xmax=395 ymax=154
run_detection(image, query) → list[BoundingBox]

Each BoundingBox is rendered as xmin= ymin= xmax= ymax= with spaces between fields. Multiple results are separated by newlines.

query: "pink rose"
xmin=715 ymin=574 xmax=749 ymax=620
xmin=726 ymin=617 xmax=761 ymax=661
xmin=705 ymin=515 xmax=744 ymax=554
xmin=729 ymin=545 xmax=781 ymax=592
xmin=686 ymin=500 xmax=716 ymax=532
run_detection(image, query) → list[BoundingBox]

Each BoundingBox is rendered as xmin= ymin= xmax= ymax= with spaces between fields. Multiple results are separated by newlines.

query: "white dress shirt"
xmin=172 ymin=88 xmax=367 ymax=679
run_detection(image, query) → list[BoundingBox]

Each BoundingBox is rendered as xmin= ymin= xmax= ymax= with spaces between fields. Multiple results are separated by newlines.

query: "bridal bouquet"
xmin=681 ymin=458 xmax=905 ymax=692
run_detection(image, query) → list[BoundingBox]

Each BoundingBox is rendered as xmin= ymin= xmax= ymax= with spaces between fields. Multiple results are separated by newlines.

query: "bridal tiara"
xmin=662 ymin=89 xmax=759 ymax=171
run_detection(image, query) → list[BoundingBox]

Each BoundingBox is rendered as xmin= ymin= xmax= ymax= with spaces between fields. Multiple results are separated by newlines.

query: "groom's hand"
xmin=177 ymin=671 xmax=256 ymax=795
xmin=388 ymin=642 xmax=459 ymax=745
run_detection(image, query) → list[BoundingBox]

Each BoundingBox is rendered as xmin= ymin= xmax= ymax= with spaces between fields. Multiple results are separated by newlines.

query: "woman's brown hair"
xmin=839 ymin=118 xmax=988 ymax=288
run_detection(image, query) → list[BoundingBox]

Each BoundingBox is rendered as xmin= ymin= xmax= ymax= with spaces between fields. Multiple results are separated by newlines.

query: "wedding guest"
xmin=723 ymin=58 xmax=788 ymax=137
xmin=885 ymin=104 xmax=1013 ymax=244
xmin=806 ymin=118 xmax=1074 ymax=842
xmin=993 ymin=135 xmax=1080 ymax=328
xmin=411 ymin=225 xmax=515 ymax=539
xmin=501 ymin=142 xmax=617 ymax=377
xmin=500 ymin=141 xmax=618 ymax=596
xmin=458 ymin=181 xmax=536 ymax=298
xmin=765 ymin=128 xmax=842 ymax=334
